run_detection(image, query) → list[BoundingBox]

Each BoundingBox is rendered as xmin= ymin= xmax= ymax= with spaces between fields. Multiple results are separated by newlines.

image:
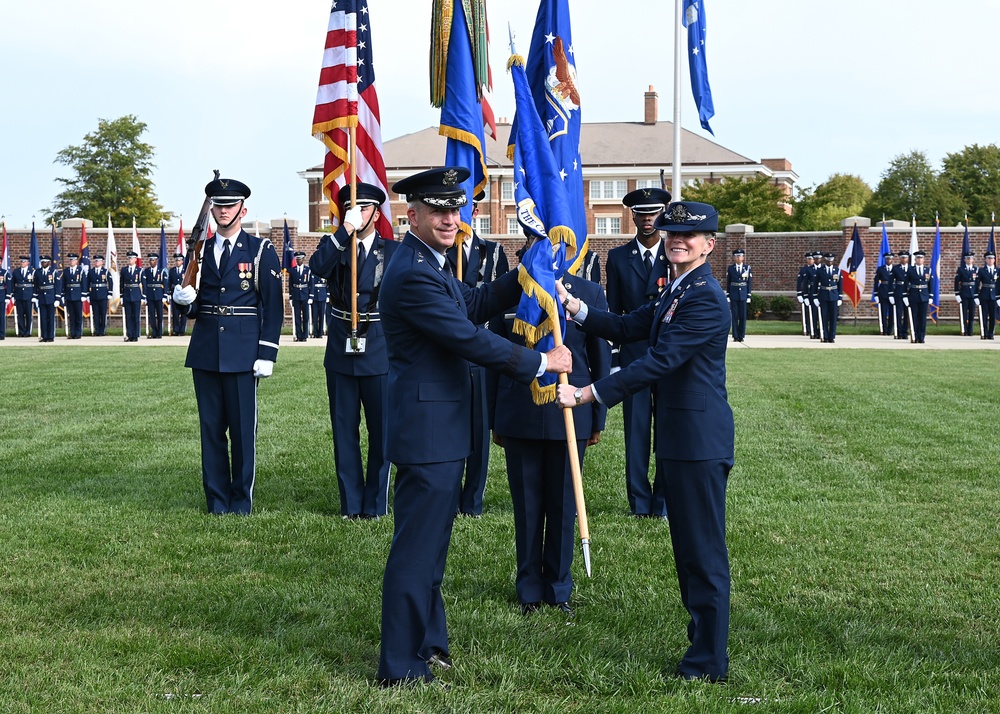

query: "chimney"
xmin=644 ymin=85 xmax=658 ymax=125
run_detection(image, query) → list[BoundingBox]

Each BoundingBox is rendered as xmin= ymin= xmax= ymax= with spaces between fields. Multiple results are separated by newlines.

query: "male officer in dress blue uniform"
xmin=33 ymin=255 xmax=58 ymax=342
xmin=120 ymin=250 xmax=144 ymax=341
xmin=168 ymin=253 xmax=188 ymax=336
xmin=446 ymin=190 xmax=510 ymax=517
xmin=872 ymin=252 xmax=894 ymax=336
xmin=808 ymin=250 xmax=823 ymax=339
xmin=375 ymin=167 xmax=572 ymax=687
xmin=86 ymin=255 xmax=113 ymax=336
xmin=815 ymin=252 xmax=842 ymax=343
xmin=12 ymin=257 xmax=35 ymax=337
xmin=308 ymin=268 xmax=328 ymax=338
xmin=574 ymin=248 xmax=601 ymax=285
xmin=289 ymin=251 xmax=311 ymax=341
xmin=309 ymin=182 xmax=398 ymax=520
xmin=61 ymin=252 xmax=86 ymax=339
xmin=556 ymin=200 xmax=735 ymax=683
xmin=954 ymin=251 xmax=978 ymax=336
xmin=490 ymin=233 xmax=610 ymax=616
xmin=796 ymin=252 xmax=815 ymax=336
xmin=0 ymin=265 xmax=10 ymax=339
xmin=172 ymin=177 xmax=283 ymax=515
xmin=142 ymin=252 xmax=168 ymax=338
xmin=904 ymin=250 xmax=930 ymax=343
xmin=605 ymin=186 xmax=671 ymax=518
xmin=974 ymin=251 xmax=997 ymax=339
xmin=890 ymin=250 xmax=910 ymax=339
xmin=726 ymin=249 xmax=752 ymax=342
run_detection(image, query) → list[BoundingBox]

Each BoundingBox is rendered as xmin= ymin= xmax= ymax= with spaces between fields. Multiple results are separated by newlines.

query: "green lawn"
xmin=0 ymin=346 xmax=997 ymax=712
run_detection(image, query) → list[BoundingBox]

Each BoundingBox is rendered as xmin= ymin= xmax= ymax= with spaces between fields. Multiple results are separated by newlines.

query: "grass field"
xmin=1 ymin=345 xmax=998 ymax=712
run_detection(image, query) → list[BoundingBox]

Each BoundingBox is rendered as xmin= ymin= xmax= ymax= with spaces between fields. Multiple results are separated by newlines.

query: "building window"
xmin=397 ymin=216 xmax=410 ymax=227
xmin=595 ymin=216 xmax=621 ymax=234
xmin=507 ymin=217 xmax=519 ymax=235
xmin=473 ymin=216 xmax=491 ymax=234
xmin=320 ymin=217 xmax=331 ymax=229
xmin=501 ymin=181 xmax=514 ymax=202
xmin=636 ymin=179 xmax=660 ymax=190
xmin=590 ymin=180 xmax=627 ymax=201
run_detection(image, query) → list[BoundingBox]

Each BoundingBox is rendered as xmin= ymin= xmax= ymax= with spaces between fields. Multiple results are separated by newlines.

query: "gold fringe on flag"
xmin=431 ymin=0 xmax=490 ymax=107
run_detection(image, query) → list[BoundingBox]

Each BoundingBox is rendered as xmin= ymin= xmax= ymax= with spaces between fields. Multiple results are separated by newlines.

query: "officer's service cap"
xmin=912 ymin=250 xmax=926 ymax=257
xmin=811 ymin=250 xmax=823 ymax=258
xmin=823 ymin=252 xmax=835 ymax=260
xmin=40 ymin=255 xmax=52 ymax=262
xmin=205 ymin=177 xmax=251 ymax=206
xmin=337 ymin=182 xmax=387 ymax=209
xmin=623 ymin=188 xmax=671 ymax=214
xmin=147 ymin=252 xmax=159 ymax=259
xmin=898 ymin=250 xmax=910 ymax=257
xmin=126 ymin=250 xmax=139 ymax=257
xmin=294 ymin=250 xmax=306 ymax=258
xmin=19 ymin=256 xmax=29 ymax=261
xmin=94 ymin=255 xmax=105 ymax=261
xmin=654 ymin=201 xmax=718 ymax=233
xmin=963 ymin=251 xmax=975 ymax=257
xmin=985 ymin=251 xmax=996 ymax=258
xmin=883 ymin=251 xmax=894 ymax=258
xmin=732 ymin=249 xmax=745 ymax=256
xmin=392 ymin=167 xmax=469 ymax=208
xmin=805 ymin=252 xmax=815 ymax=259
xmin=67 ymin=253 xmax=79 ymax=259
xmin=174 ymin=253 xmax=184 ymax=259
xmin=473 ymin=189 xmax=486 ymax=203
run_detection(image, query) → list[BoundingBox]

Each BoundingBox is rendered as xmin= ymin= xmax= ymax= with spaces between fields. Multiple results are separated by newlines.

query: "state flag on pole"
xmin=132 ymin=217 xmax=142 ymax=268
xmin=282 ymin=219 xmax=294 ymax=274
xmin=51 ymin=222 xmax=61 ymax=269
xmin=929 ymin=216 xmax=942 ymax=324
xmin=838 ymin=223 xmax=866 ymax=308
xmin=909 ymin=214 xmax=919 ymax=255
xmin=79 ymin=222 xmax=90 ymax=271
xmin=107 ymin=215 xmax=120 ymax=307
xmin=312 ymin=0 xmax=392 ymax=239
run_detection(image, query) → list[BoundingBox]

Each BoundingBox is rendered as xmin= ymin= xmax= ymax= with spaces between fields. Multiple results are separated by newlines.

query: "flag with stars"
xmin=312 ymin=0 xmax=392 ymax=240
xmin=683 ymin=0 xmax=715 ymax=134
xmin=509 ymin=0 xmax=588 ymax=275
xmin=871 ymin=218 xmax=889 ymax=303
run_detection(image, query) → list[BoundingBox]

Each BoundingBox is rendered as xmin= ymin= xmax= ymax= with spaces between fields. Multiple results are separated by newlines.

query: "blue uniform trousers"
xmin=878 ymin=298 xmax=893 ymax=335
xmin=310 ymin=301 xmax=326 ymax=337
xmin=146 ymin=300 xmax=164 ymax=337
xmin=66 ymin=300 xmax=84 ymax=338
xmin=192 ymin=368 xmax=258 ymax=515
xmin=92 ymin=299 xmax=108 ymax=335
xmin=123 ymin=299 xmax=141 ymax=340
xmin=16 ymin=299 xmax=32 ymax=335
xmin=458 ymin=364 xmax=490 ymax=515
xmin=170 ymin=300 xmax=188 ymax=336
xmin=622 ymin=386 xmax=666 ymax=516
xmin=729 ymin=299 xmax=747 ymax=340
xmin=662 ymin=457 xmax=732 ymax=681
xmin=292 ymin=300 xmax=309 ymax=340
xmin=504 ymin=437 xmax=581 ymax=605
xmin=38 ymin=304 xmax=55 ymax=340
xmin=378 ymin=459 xmax=463 ymax=681
xmin=325 ymin=369 xmax=390 ymax=517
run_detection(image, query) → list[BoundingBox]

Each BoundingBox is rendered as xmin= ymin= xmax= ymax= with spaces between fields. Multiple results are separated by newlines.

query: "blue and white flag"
xmin=929 ymin=216 xmax=942 ymax=323
xmin=683 ymin=0 xmax=715 ymax=135
xmin=872 ymin=218 xmax=890 ymax=303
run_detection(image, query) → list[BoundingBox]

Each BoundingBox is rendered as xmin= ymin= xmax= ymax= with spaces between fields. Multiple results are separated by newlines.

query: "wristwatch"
xmin=574 ymin=388 xmax=583 ymax=405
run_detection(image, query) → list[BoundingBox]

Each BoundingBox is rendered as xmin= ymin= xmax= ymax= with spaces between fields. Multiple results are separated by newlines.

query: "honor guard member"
xmin=890 ymin=250 xmax=910 ymax=339
xmin=975 ymin=251 xmax=997 ymax=339
xmin=954 ymin=251 xmax=978 ymax=336
xmin=556 ymin=200 xmax=735 ymax=684
xmin=446 ymin=189 xmax=510 ymax=517
xmin=808 ymin=250 xmax=823 ymax=339
xmin=872 ymin=252 xmax=895 ymax=335
xmin=796 ymin=252 xmax=815 ymax=336
xmin=289 ymin=251 xmax=311 ymax=341
xmin=308 ymin=267 xmax=328 ymax=338
xmin=816 ymin=252 xmax=842 ymax=342
xmin=904 ymin=250 xmax=930 ymax=343
xmin=168 ymin=253 xmax=189 ymax=335
xmin=121 ymin=250 xmax=144 ymax=341
xmin=0 ymin=264 xmax=10 ymax=339
xmin=13 ymin=257 xmax=35 ymax=337
xmin=86 ymin=255 xmax=113 ymax=336
xmin=490 ymin=233 xmax=610 ymax=616
xmin=142 ymin=252 xmax=168 ymax=338
xmin=725 ymin=249 xmax=752 ymax=342
xmin=575 ymin=247 xmax=601 ymax=285
xmin=375 ymin=167 xmax=572 ymax=687
xmin=605 ymin=186 xmax=672 ymax=518
xmin=309 ymin=182 xmax=398 ymax=520
xmin=61 ymin=252 xmax=86 ymax=339
xmin=171 ymin=177 xmax=283 ymax=515
xmin=33 ymin=255 xmax=59 ymax=342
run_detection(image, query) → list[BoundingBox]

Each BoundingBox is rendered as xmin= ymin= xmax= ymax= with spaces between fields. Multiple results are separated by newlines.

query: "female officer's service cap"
xmin=654 ymin=201 xmax=719 ymax=233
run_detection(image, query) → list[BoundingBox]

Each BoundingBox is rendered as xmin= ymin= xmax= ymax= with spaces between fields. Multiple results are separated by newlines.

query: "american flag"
xmin=311 ymin=0 xmax=392 ymax=239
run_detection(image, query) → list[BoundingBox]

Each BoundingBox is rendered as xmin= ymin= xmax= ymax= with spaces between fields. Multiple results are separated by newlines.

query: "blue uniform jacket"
xmin=379 ymin=231 xmax=542 ymax=465
xmin=33 ymin=266 xmax=59 ymax=305
xmin=873 ymin=264 xmax=893 ymax=300
xmin=581 ymin=261 xmax=734 ymax=462
xmin=446 ymin=233 xmax=510 ymax=296
xmin=796 ymin=265 xmax=814 ymax=299
xmin=61 ymin=266 xmax=86 ymax=301
xmin=309 ymin=226 xmax=399 ymax=376
xmin=120 ymin=266 xmax=144 ymax=302
xmin=815 ymin=265 xmax=842 ymax=302
xmin=890 ymin=264 xmax=909 ymax=300
xmin=142 ymin=267 xmax=168 ymax=301
xmin=184 ymin=230 xmax=283 ymax=371
xmin=168 ymin=266 xmax=185 ymax=292
xmin=85 ymin=267 xmax=113 ymax=300
xmin=288 ymin=265 xmax=311 ymax=301
xmin=0 ymin=270 xmax=9 ymax=302
xmin=905 ymin=266 xmax=931 ymax=304
xmin=725 ymin=263 xmax=752 ymax=301
xmin=13 ymin=268 xmax=34 ymax=301
xmin=605 ymin=238 xmax=670 ymax=366
xmin=975 ymin=266 xmax=998 ymax=300
xmin=955 ymin=265 xmax=978 ymax=299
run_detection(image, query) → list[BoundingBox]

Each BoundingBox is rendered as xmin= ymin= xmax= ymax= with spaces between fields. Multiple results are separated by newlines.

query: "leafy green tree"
xmin=682 ymin=174 xmax=794 ymax=232
xmin=863 ymin=150 xmax=964 ymax=225
xmin=793 ymin=173 xmax=872 ymax=230
xmin=46 ymin=115 xmax=169 ymax=226
xmin=940 ymin=144 xmax=1000 ymax=225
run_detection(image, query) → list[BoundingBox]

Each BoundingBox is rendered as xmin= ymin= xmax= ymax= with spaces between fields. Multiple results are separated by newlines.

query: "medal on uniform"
xmin=241 ymin=280 xmax=250 ymax=290
xmin=238 ymin=262 xmax=251 ymax=279
xmin=662 ymin=297 xmax=680 ymax=324
xmin=657 ymin=277 xmax=667 ymax=293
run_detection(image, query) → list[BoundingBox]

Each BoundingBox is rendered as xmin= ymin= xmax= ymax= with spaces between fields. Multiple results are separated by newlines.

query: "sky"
xmin=2 ymin=0 xmax=998 ymax=229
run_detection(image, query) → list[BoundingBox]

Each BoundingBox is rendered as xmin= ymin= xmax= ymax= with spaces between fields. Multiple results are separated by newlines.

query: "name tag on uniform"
xmin=345 ymin=336 xmax=367 ymax=354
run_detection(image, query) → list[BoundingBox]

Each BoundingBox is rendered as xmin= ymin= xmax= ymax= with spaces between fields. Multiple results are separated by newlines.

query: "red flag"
xmin=311 ymin=0 xmax=392 ymax=239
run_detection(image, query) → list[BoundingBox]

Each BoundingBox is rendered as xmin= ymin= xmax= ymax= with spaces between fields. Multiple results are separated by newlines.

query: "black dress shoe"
xmin=553 ymin=602 xmax=574 ymax=617
xmin=377 ymin=673 xmax=441 ymax=689
xmin=427 ymin=650 xmax=453 ymax=670
xmin=520 ymin=601 xmax=541 ymax=615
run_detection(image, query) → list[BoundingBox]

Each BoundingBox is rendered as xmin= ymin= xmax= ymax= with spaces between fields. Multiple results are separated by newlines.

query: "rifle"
xmin=181 ymin=169 xmax=221 ymax=290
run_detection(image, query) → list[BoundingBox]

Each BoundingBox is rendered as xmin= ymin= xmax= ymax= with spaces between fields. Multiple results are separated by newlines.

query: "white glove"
xmin=796 ymin=295 xmax=804 ymax=304
xmin=813 ymin=299 xmax=819 ymax=307
xmin=141 ymin=299 xmax=147 ymax=305
xmin=253 ymin=359 xmax=274 ymax=378
xmin=889 ymin=296 xmax=895 ymax=305
xmin=837 ymin=299 xmax=842 ymax=306
xmin=873 ymin=296 xmax=879 ymax=304
xmin=996 ymin=299 xmax=999 ymax=308
xmin=308 ymin=298 xmax=313 ymax=305
xmin=172 ymin=285 xmax=197 ymax=306
xmin=32 ymin=298 xmax=38 ymax=306
xmin=163 ymin=297 xmax=169 ymax=305
xmin=954 ymin=295 xmax=961 ymax=303
xmin=726 ymin=297 xmax=730 ymax=303
xmin=746 ymin=297 xmax=752 ymax=304
xmin=974 ymin=297 xmax=981 ymax=306
xmin=54 ymin=299 xmax=61 ymax=307
xmin=343 ymin=206 xmax=364 ymax=233
xmin=903 ymin=297 xmax=910 ymax=307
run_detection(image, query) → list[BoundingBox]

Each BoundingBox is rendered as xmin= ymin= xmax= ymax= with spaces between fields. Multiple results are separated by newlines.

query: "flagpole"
xmin=671 ymin=0 xmax=683 ymax=201
xmin=349 ymin=125 xmax=360 ymax=351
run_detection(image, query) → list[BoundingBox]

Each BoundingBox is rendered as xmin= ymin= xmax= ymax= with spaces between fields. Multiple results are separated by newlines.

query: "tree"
xmin=47 ymin=115 xmax=168 ymax=226
xmin=863 ymin=150 xmax=964 ymax=225
xmin=792 ymin=173 xmax=873 ymax=231
xmin=940 ymin=144 xmax=1000 ymax=225
xmin=682 ymin=175 xmax=794 ymax=232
